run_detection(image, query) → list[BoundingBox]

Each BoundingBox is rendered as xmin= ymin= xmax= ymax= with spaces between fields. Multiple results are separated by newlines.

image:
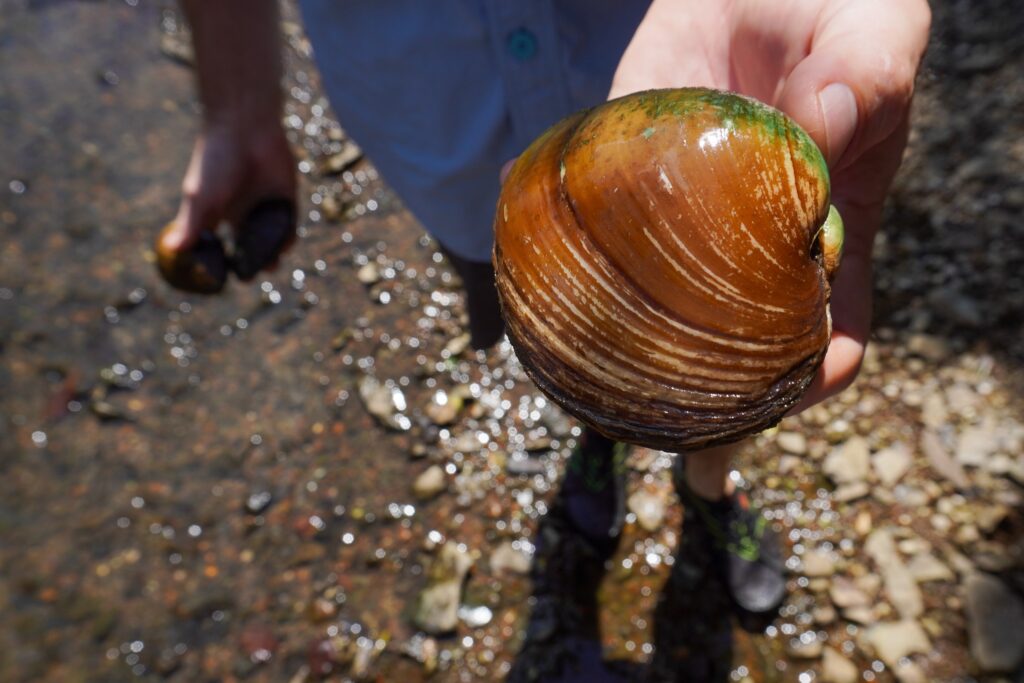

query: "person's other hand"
xmin=609 ymin=0 xmax=930 ymax=410
xmin=161 ymin=120 xmax=296 ymax=256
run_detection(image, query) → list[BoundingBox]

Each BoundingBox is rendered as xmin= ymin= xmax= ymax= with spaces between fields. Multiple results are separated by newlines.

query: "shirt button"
xmin=506 ymin=27 xmax=537 ymax=61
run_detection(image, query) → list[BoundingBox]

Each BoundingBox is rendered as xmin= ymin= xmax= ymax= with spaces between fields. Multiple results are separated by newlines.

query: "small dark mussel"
xmin=155 ymin=228 xmax=228 ymax=295
xmin=230 ymin=198 xmax=296 ymax=281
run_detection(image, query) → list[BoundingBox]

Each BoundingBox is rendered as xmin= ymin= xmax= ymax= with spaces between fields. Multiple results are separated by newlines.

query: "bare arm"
xmin=162 ymin=0 xmax=295 ymax=256
xmin=180 ymin=0 xmax=283 ymax=128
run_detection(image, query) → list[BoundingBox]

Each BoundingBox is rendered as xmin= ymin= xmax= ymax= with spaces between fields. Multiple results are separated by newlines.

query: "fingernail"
xmin=817 ymin=83 xmax=858 ymax=166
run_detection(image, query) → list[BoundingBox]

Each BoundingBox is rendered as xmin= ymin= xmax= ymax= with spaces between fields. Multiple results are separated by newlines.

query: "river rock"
xmin=965 ymin=572 xmax=1024 ymax=672
xmin=830 ymin=576 xmax=870 ymax=608
xmin=894 ymin=661 xmax=928 ymax=683
xmin=820 ymin=646 xmax=859 ymax=683
xmin=906 ymin=552 xmax=954 ymax=583
xmin=414 ymin=542 xmax=473 ymax=634
xmin=864 ymin=620 xmax=930 ymax=668
xmin=921 ymin=430 xmax=969 ymax=489
xmin=359 ymin=376 xmax=410 ymax=431
xmin=872 ymin=443 xmax=913 ymax=487
xmin=413 ymin=465 xmax=446 ymax=501
xmin=906 ymin=333 xmax=949 ymax=361
xmin=957 ymin=421 xmax=1000 ymax=467
xmin=801 ymin=549 xmax=836 ymax=577
xmin=489 ymin=542 xmax=531 ymax=576
xmin=842 ymin=606 xmax=876 ymax=625
xmin=866 ymin=529 xmax=923 ymax=619
xmin=777 ymin=431 xmax=808 ymax=455
xmin=833 ymin=482 xmax=870 ymax=503
xmin=786 ymin=634 xmax=823 ymax=659
xmin=920 ymin=393 xmax=948 ymax=429
xmin=824 ymin=436 xmax=871 ymax=484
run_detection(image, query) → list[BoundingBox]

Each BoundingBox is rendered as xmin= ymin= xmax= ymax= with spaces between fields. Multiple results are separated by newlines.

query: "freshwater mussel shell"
xmin=155 ymin=228 xmax=228 ymax=295
xmin=230 ymin=198 xmax=296 ymax=281
xmin=494 ymin=88 xmax=835 ymax=452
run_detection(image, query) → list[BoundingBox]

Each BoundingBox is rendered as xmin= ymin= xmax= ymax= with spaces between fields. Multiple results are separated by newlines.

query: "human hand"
xmin=161 ymin=121 xmax=296 ymax=264
xmin=608 ymin=0 xmax=930 ymax=410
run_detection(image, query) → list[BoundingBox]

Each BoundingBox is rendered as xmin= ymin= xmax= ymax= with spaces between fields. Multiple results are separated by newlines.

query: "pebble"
xmin=801 ymin=548 xmax=836 ymax=577
xmin=833 ymin=482 xmax=870 ymax=503
xmin=785 ymin=634 xmax=823 ymax=659
xmin=824 ymin=436 xmax=870 ymax=484
xmin=824 ymin=419 xmax=853 ymax=443
xmin=921 ymin=430 xmax=970 ymax=489
xmin=820 ymin=646 xmax=859 ymax=683
xmin=444 ymin=333 xmax=471 ymax=357
xmin=965 ymin=572 xmax=1024 ymax=672
xmin=358 ymin=376 xmax=411 ymax=431
xmin=841 ymin=606 xmax=876 ymax=625
xmin=920 ymin=393 xmax=948 ymax=429
xmin=489 ymin=542 xmax=531 ymax=576
xmin=906 ymin=552 xmax=954 ymax=583
xmin=829 ymin=576 xmax=870 ymax=608
xmin=778 ymin=454 xmax=801 ymax=474
xmin=854 ymin=510 xmax=872 ymax=537
xmin=627 ymin=489 xmax=667 ymax=533
xmin=864 ymin=620 xmax=930 ymax=668
xmin=351 ymin=637 xmax=382 ymax=680
xmin=813 ymin=604 xmax=837 ymax=625
xmin=356 ymin=262 xmax=380 ymax=284
xmin=414 ymin=542 xmax=473 ymax=634
xmin=975 ymin=504 xmax=1009 ymax=534
xmin=456 ymin=604 xmax=493 ymax=628
xmin=865 ymin=529 xmax=923 ymax=619
xmin=412 ymin=465 xmax=447 ymax=501
xmin=245 ymin=490 xmax=273 ymax=515
xmin=894 ymin=661 xmax=928 ymax=683
xmin=957 ymin=422 xmax=1000 ymax=467
xmin=872 ymin=443 xmax=913 ymax=488
xmin=425 ymin=392 xmax=462 ymax=426
xmin=777 ymin=431 xmax=808 ymax=455
xmin=906 ymin=333 xmax=950 ymax=362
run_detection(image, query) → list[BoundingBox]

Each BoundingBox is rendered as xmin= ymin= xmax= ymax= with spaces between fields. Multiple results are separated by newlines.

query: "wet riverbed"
xmin=2 ymin=1 xmax=1024 ymax=682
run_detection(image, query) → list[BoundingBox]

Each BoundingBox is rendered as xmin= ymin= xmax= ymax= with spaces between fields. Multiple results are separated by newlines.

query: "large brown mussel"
xmin=494 ymin=88 xmax=844 ymax=452
xmin=155 ymin=198 xmax=296 ymax=294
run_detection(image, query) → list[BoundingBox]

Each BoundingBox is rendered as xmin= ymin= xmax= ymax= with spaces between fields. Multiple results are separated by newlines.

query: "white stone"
xmin=489 ymin=542 xmax=531 ymax=576
xmin=907 ymin=553 xmax=955 ymax=583
xmin=820 ymin=646 xmax=859 ymax=683
xmin=777 ymin=431 xmax=808 ymax=455
xmin=872 ymin=443 xmax=913 ymax=487
xmin=413 ymin=465 xmax=447 ymax=500
xmin=801 ymin=549 xmax=836 ymax=578
xmin=824 ymin=436 xmax=871 ymax=484
xmin=958 ymin=421 xmax=1001 ymax=467
xmin=864 ymin=620 xmax=930 ymax=668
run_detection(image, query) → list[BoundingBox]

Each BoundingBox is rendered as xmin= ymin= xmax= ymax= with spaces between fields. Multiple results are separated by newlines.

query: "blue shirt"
xmin=298 ymin=0 xmax=650 ymax=262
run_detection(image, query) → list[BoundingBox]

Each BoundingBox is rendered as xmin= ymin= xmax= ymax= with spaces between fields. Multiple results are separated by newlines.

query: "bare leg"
xmin=683 ymin=442 xmax=742 ymax=501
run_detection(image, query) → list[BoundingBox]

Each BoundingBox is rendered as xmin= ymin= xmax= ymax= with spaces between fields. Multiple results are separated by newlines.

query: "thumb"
xmin=776 ymin=1 xmax=930 ymax=170
xmin=162 ymin=134 xmax=238 ymax=252
xmin=162 ymin=193 xmax=212 ymax=252
xmin=784 ymin=79 xmax=858 ymax=169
